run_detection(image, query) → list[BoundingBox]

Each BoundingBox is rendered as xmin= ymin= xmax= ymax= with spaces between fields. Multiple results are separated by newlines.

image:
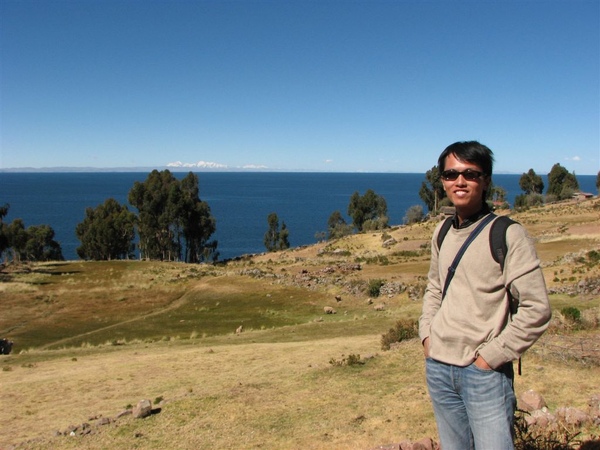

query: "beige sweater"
xmin=419 ymin=215 xmax=552 ymax=369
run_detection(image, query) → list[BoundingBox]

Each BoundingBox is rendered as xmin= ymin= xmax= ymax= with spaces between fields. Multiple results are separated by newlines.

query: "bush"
xmin=381 ymin=319 xmax=419 ymax=350
xmin=586 ymin=250 xmax=600 ymax=266
xmin=561 ymin=306 xmax=581 ymax=325
xmin=329 ymin=354 xmax=365 ymax=367
xmin=403 ymin=205 xmax=424 ymax=225
xmin=514 ymin=409 xmax=585 ymax=449
xmin=368 ymin=279 xmax=385 ymax=297
xmin=515 ymin=193 xmax=544 ymax=211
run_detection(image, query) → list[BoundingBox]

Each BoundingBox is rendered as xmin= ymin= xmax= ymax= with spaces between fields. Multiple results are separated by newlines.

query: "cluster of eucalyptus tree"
xmin=76 ymin=170 xmax=217 ymax=263
xmin=318 ymin=189 xmax=388 ymax=242
xmin=263 ymin=212 xmax=290 ymax=252
xmin=514 ymin=163 xmax=581 ymax=209
xmin=0 ymin=204 xmax=63 ymax=262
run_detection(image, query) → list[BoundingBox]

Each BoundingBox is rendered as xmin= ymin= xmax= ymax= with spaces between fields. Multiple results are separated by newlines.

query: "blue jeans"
xmin=425 ymin=358 xmax=516 ymax=450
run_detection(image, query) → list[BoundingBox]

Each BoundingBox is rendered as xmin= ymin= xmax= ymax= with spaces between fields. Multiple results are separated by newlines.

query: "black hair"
xmin=437 ymin=141 xmax=494 ymax=176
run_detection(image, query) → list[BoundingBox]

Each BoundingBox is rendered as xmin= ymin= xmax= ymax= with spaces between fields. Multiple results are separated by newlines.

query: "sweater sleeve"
xmin=477 ymin=224 xmax=552 ymax=368
xmin=419 ymin=223 xmax=444 ymax=344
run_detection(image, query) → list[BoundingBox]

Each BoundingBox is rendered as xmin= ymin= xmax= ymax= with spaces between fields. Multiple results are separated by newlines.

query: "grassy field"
xmin=1 ymin=198 xmax=599 ymax=449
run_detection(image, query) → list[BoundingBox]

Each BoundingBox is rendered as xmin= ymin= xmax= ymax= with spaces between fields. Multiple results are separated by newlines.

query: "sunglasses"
xmin=440 ymin=169 xmax=485 ymax=181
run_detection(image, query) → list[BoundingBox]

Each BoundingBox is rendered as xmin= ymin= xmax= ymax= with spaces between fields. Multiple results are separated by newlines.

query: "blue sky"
xmin=1 ymin=0 xmax=599 ymax=175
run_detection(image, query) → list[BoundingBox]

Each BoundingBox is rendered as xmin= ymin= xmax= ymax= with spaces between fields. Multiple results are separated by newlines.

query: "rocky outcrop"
xmin=371 ymin=437 xmax=439 ymax=450
xmin=519 ymin=390 xmax=600 ymax=431
xmin=548 ymin=276 xmax=600 ymax=296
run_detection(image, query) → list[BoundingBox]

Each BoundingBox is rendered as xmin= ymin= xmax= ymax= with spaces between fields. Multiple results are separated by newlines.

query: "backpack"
xmin=436 ymin=214 xmax=517 ymax=272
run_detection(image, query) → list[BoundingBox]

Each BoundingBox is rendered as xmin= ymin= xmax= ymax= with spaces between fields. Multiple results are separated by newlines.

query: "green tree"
xmin=178 ymin=172 xmax=218 ymax=263
xmin=75 ymin=198 xmax=136 ymax=260
xmin=278 ymin=221 xmax=290 ymax=250
xmin=263 ymin=212 xmax=290 ymax=252
xmin=128 ymin=170 xmax=217 ymax=262
xmin=419 ymin=166 xmax=445 ymax=213
xmin=4 ymin=218 xmax=27 ymax=262
xmin=547 ymin=163 xmax=579 ymax=200
xmin=488 ymin=185 xmax=510 ymax=209
xmin=129 ymin=170 xmax=177 ymax=260
xmin=347 ymin=189 xmax=388 ymax=232
xmin=403 ymin=205 xmax=424 ymax=225
xmin=327 ymin=210 xmax=353 ymax=240
xmin=22 ymin=224 xmax=63 ymax=261
xmin=519 ymin=169 xmax=544 ymax=195
xmin=489 ymin=185 xmax=507 ymax=203
xmin=0 ymin=203 xmax=9 ymax=258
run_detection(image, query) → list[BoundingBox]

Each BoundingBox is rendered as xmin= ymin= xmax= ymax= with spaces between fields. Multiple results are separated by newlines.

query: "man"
xmin=419 ymin=141 xmax=551 ymax=450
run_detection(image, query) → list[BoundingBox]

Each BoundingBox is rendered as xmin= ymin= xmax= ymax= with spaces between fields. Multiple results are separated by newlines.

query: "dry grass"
xmin=1 ymin=197 xmax=599 ymax=449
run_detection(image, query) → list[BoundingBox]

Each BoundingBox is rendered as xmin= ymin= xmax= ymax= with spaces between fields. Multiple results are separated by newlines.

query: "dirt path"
xmin=38 ymin=287 xmax=199 ymax=350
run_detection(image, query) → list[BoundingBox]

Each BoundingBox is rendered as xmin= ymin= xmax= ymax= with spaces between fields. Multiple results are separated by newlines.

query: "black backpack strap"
xmin=436 ymin=217 xmax=453 ymax=251
xmin=490 ymin=215 xmax=521 ymax=375
xmin=489 ymin=215 xmax=517 ymax=271
xmin=442 ymin=213 xmax=496 ymax=300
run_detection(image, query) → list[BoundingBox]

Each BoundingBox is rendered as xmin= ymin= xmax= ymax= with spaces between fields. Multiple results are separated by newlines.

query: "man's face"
xmin=441 ymin=153 xmax=490 ymax=219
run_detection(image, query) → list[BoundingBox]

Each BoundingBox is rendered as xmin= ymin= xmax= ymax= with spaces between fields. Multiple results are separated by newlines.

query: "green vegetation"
xmin=263 ymin=212 xmax=290 ymax=252
xmin=519 ymin=168 xmax=545 ymax=195
xmin=381 ymin=319 xmax=419 ymax=350
xmin=128 ymin=170 xmax=217 ymax=262
xmin=419 ymin=165 xmax=445 ymax=214
xmin=347 ymin=189 xmax=388 ymax=232
xmin=6 ymin=220 xmax=62 ymax=262
xmin=75 ymin=198 xmax=136 ymax=260
xmin=403 ymin=205 xmax=424 ymax=225
xmin=368 ymin=278 xmax=385 ymax=297
xmin=547 ymin=163 xmax=579 ymax=201
xmin=326 ymin=210 xmax=353 ymax=240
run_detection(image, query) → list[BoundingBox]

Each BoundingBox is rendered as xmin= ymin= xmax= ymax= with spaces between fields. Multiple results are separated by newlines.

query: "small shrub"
xmin=561 ymin=306 xmax=581 ymax=325
xmin=368 ymin=279 xmax=385 ymax=297
xmin=391 ymin=250 xmax=421 ymax=258
xmin=381 ymin=319 xmax=419 ymax=350
xmin=329 ymin=354 xmax=365 ymax=367
xmin=514 ymin=409 xmax=584 ymax=450
xmin=586 ymin=250 xmax=600 ymax=266
xmin=403 ymin=205 xmax=424 ymax=225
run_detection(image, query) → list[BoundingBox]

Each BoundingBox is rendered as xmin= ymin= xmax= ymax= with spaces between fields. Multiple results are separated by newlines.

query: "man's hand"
xmin=422 ymin=337 xmax=430 ymax=358
xmin=474 ymin=355 xmax=492 ymax=370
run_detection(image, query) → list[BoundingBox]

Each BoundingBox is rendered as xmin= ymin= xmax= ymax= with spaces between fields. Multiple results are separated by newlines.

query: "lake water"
xmin=0 ymin=171 xmax=596 ymax=261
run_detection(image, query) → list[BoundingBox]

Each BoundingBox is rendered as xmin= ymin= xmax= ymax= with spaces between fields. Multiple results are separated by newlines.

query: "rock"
xmin=556 ymin=406 xmax=590 ymax=426
xmin=115 ymin=409 xmax=132 ymax=419
xmin=527 ymin=408 xmax=556 ymax=428
xmin=520 ymin=389 xmax=547 ymax=412
xmin=132 ymin=399 xmax=152 ymax=419
xmin=371 ymin=438 xmax=439 ymax=450
xmin=382 ymin=238 xmax=397 ymax=248
xmin=98 ymin=417 xmax=112 ymax=426
xmin=379 ymin=282 xmax=406 ymax=296
xmin=324 ymin=306 xmax=336 ymax=314
xmin=412 ymin=437 xmax=438 ymax=450
xmin=589 ymin=394 xmax=600 ymax=420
